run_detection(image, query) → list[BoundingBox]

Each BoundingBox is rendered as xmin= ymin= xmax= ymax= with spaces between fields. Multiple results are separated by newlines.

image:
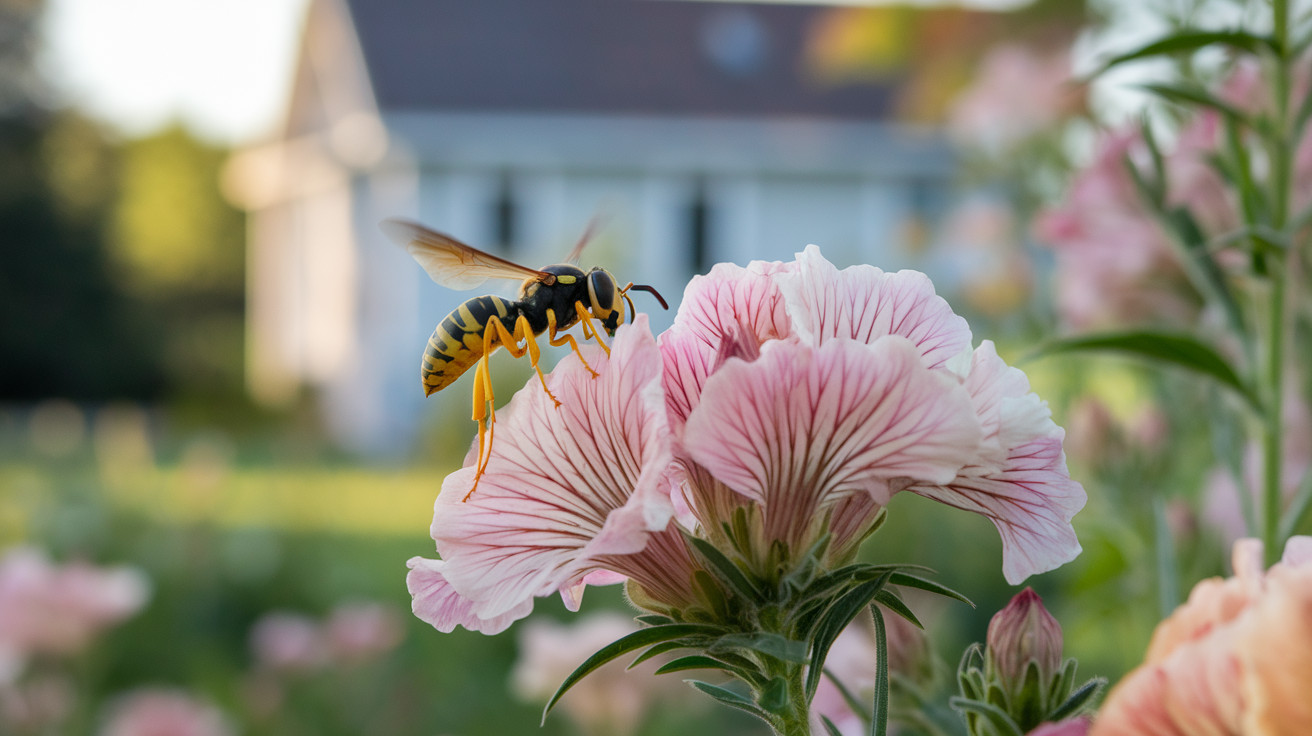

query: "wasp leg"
xmin=572 ymin=302 xmax=611 ymax=357
xmin=465 ymin=353 xmax=495 ymax=502
xmin=485 ymin=314 xmax=561 ymax=408
xmin=547 ymin=309 xmax=600 ymax=378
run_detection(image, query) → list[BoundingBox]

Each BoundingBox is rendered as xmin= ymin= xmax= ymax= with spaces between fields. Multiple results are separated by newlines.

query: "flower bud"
xmin=987 ymin=588 xmax=1064 ymax=688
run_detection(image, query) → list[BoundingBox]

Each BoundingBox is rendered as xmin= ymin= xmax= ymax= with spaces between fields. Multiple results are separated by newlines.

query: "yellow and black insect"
xmin=381 ymin=218 xmax=669 ymax=499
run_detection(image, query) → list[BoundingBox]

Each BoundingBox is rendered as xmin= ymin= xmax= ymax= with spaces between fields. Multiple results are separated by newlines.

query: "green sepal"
xmin=692 ymin=569 xmax=732 ymax=621
xmin=1091 ymin=30 xmax=1279 ymax=75
xmin=1029 ymin=330 xmax=1260 ymax=411
xmin=685 ymin=680 xmax=772 ymax=725
xmin=949 ymin=696 xmax=1025 ymax=736
xmin=710 ymin=631 xmax=809 ymax=664
xmin=1045 ymin=677 xmax=1106 ymax=723
xmin=633 ymin=613 xmax=676 ymax=627
xmin=683 ymin=530 xmax=763 ymax=602
xmin=542 ymin=623 xmax=722 ymax=723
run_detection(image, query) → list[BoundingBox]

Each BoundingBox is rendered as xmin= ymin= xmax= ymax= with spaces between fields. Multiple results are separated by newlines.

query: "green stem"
xmin=1262 ymin=0 xmax=1292 ymax=565
xmin=772 ymin=664 xmax=813 ymax=736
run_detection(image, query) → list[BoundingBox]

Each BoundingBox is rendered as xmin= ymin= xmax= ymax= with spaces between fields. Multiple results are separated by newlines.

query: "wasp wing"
xmin=380 ymin=218 xmax=551 ymax=290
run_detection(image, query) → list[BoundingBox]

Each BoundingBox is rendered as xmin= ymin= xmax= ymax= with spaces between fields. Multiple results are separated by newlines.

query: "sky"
xmin=35 ymin=0 xmax=1036 ymax=147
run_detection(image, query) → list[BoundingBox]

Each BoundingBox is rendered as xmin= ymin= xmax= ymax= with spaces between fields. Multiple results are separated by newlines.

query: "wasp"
xmin=382 ymin=218 xmax=669 ymax=499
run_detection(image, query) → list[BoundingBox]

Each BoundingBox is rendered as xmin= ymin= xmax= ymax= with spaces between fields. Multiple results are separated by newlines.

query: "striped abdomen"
xmin=421 ymin=295 xmax=523 ymax=396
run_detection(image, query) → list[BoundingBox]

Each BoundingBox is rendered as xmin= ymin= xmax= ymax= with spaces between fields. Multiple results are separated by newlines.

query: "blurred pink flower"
xmin=1034 ymin=128 xmax=1197 ymax=329
xmin=948 ymin=44 xmax=1081 ymax=151
xmin=0 ymin=547 xmax=149 ymax=681
xmin=249 ymin=612 xmax=326 ymax=673
xmin=98 ymin=689 xmax=234 ymax=736
xmin=409 ymin=247 xmax=1085 ymax=633
xmin=1091 ymin=537 xmax=1312 ymax=735
xmin=322 ymin=601 xmax=404 ymax=664
xmin=511 ymin=613 xmax=693 ymax=736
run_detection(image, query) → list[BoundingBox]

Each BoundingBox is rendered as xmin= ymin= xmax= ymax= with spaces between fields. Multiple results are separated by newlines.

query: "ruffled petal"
xmin=429 ymin=317 xmax=674 ymax=620
xmin=778 ymin=245 xmax=973 ymax=369
xmin=672 ymin=260 xmax=794 ymax=350
xmin=684 ymin=337 xmax=981 ymax=544
xmin=405 ymin=558 xmax=532 ymax=635
xmin=910 ymin=435 xmax=1085 ymax=585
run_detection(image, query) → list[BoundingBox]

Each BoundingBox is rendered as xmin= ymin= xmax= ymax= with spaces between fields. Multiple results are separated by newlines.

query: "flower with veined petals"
xmin=1092 ymin=536 xmax=1312 ymax=736
xmin=407 ymin=318 xmax=701 ymax=633
xmin=409 ymin=247 xmax=1085 ymax=636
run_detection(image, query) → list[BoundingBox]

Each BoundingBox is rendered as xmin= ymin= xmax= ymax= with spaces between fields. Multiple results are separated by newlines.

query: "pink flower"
xmin=97 ymin=689 xmax=233 ymax=736
xmin=249 ymin=612 xmax=326 ymax=673
xmin=1029 ymin=717 xmax=1092 ymax=736
xmin=948 ymin=44 xmax=1082 ymax=151
xmin=1092 ymin=537 xmax=1312 ymax=735
xmin=987 ymin=588 xmax=1064 ymax=689
xmin=323 ymin=601 xmax=403 ymax=664
xmin=0 ymin=547 xmax=149 ymax=681
xmin=409 ymin=247 xmax=1085 ymax=634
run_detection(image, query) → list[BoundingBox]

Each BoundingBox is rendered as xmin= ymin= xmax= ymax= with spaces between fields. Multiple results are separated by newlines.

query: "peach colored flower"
xmin=1092 ymin=537 xmax=1312 ymax=735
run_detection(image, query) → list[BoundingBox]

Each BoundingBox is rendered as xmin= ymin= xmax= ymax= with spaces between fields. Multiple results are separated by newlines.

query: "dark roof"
xmin=342 ymin=0 xmax=901 ymax=119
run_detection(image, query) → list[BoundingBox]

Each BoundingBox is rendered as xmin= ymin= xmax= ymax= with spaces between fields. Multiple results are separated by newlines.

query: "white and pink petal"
xmin=405 ymin=558 xmax=533 ymax=635
xmin=684 ymin=336 xmax=982 ymax=531
xmin=778 ymin=245 xmax=973 ymax=369
xmin=423 ymin=317 xmax=675 ymax=622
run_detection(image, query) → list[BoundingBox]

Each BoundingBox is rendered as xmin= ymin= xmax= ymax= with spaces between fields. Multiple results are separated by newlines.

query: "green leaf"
xmin=686 ymin=680 xmax=772 ymax=724
xmin=683 ymin=531 xmax=763 ymax=602
xmin=1030 ymin=330 xmax=1260 ymax=411
xmin=873 ymin=589 xmax=922 ymax=629
xmin=1138 ymin=82 xmax=1252 ymax=122
xmin=806 ymin=572 xmax=893 ymax=699
xmin=1093 ymin=30 xmax=1278 ymax=74
xmin=710 ymin=632 xmax=810 ymax=664
xmin=820 ymin=716 xmax=846 ymax=736
xmin=634 ymin=613 xmax=676 ymax=627
xmin=887 ymin=572 xmax=973 ymax=607
xmin=542 ymin=623 xmax=723 ymax=722
xmin=871 ymin=607 xmax=890 ymax=736
xmin=1046 ymin=678 xmax=1106 ymax=723
xmin=627 ymin=640 xmax=688 ymax=669
xmin=949 ymin=696 xmax=1026 ymax=736
xmin=824 ymin=667 xmax=873 ymax=724
xmin=653 ymin=654 xmax=734 ymax=675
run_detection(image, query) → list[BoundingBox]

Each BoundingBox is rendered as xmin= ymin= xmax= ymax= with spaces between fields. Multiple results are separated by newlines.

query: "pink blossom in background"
xmin=249 ymin=612 xmax=326 ymax=673
xmin=1029 ymin=717 xmax=1092 ymax=736
xmin=511 ymin=613 xmax=694 ymax=736
xmin=947 ymin=44 xmax=1082 ymax=151
xmin=810 ymin=610 xmax=928 ymax=735
xmin=98 ymin=689 xmax=234 ymax=736
xmin=1033 ymin=128 xmax=1197 ymax=329
xmin=323 ymin=601 xmax=404 ymax=664
xmin=1092 ymin=537 xmax=1312 ymax=735
xmin=0 ymin=547 xmax=149 ymax=682
xmin=409 ymin=247 xmax=1086 ymax=633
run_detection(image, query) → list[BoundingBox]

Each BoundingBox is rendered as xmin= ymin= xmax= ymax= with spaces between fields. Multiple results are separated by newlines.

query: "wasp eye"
xmin=587 ymin=271 xmax=618 ymax=322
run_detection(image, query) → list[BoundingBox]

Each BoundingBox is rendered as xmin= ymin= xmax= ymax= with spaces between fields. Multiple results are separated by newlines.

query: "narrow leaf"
xmin=949 ymin=696 xmax=1026 ymax=736
xmin=634 ymin=613 xmax=676 ymax=626
xmin=870 ymin=607 xmax=890 ymax=736
xmin=887 ymin=572 xmax=973 ymax=607
xmin=683 ymin=531 xmax=763 ymax=601
xmin=873 ymin=589 xmax=922 ymax=629
xmin=1030 ymin=331 xmax=1260 ymax=411
xmin=820 ymin=716 xmax=845 ymax=736
xmin=806 ymin=572 xmax=893 ymax=699
xmin=543 ymin=623 xmax=722 ymax=722
xmin=1138 ymin=82 xmax=1251 ymax=122
xmin=710 ymin=632 xmax=810 ymax=664
xmin=628 ymin=640 xmax=688 ymax=669
xmin=1278 ymin=469 xmax=1312 ymax=543
xmin=1094 ymin=30 xmax=1278 ymax=73
xmin=686 ymin=680 xmax=772 ymax=724
xmin=653 ymin=654 xmax=733 ymax=675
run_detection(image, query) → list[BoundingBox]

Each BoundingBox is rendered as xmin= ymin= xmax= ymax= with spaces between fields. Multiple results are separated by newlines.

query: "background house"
xmin=224 ymin=0 xmax=977 ymax=456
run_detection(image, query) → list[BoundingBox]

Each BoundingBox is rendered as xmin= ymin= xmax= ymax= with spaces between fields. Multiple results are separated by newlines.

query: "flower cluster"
xmin=408 ymin=246 xmax=1085 ymax=635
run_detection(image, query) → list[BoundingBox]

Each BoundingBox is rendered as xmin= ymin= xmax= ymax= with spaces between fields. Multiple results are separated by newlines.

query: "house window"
xmin=492 ymin=172 xmax=517 ymax=253
xmin=689 ymin=178 xmax=711 ymax=274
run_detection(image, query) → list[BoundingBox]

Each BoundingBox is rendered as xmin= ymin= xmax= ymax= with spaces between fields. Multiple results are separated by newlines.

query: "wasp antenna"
xmin=627 ymin=283 xmax=669 ymax=311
